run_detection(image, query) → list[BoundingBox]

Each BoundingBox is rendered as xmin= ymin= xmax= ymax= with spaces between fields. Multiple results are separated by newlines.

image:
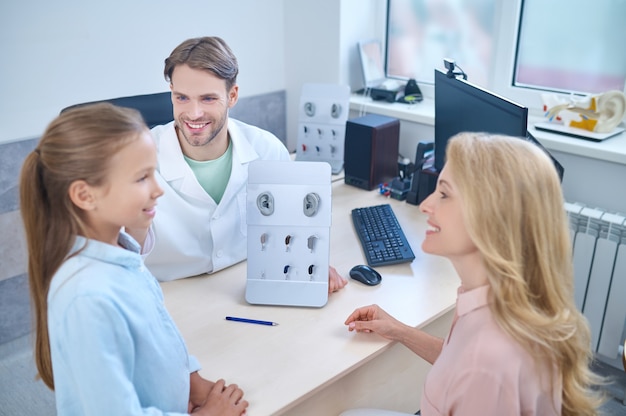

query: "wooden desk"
xmin=161 ymin=181 xmax=458 ymax=416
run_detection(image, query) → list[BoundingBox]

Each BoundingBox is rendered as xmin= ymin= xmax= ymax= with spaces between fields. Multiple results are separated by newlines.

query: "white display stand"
xmin=295 ymin=83 xmax=350 ymax=174
xmin=246 ymin=160 xmax=331 ymax=307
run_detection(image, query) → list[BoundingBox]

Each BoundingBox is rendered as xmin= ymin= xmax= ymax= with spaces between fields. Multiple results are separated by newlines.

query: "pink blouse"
xmin=420 ymin=285 xmax=562 ymax=415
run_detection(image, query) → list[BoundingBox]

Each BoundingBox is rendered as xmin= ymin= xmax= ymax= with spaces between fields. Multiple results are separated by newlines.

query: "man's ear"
xmin=228 ymin=84 xmax=239 ymax=108
xmin=68 ymin=180 xmax=97 ymax=211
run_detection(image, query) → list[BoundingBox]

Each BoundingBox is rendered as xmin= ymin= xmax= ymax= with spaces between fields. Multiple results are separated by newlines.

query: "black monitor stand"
xmin=406 ymin=141 xmax=438 ymax=205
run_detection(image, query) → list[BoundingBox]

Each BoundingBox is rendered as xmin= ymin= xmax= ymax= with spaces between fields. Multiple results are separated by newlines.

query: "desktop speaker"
xmin=344 ymin=114 xmax=400 ymax=190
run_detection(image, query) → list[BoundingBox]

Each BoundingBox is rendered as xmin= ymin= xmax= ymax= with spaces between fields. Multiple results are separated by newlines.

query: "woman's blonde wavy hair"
xmin=445 ymin=132 xmax=604 ymax=416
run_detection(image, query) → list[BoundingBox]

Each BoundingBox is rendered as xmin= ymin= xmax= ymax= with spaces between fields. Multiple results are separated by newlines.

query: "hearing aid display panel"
xmin=295 ymin=83 xmax=350 ymax=175
xmin=246 ymin=160 xmax=331 ymax=307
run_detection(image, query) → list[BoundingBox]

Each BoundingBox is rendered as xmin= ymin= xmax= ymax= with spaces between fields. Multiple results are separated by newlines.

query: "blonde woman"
xmin=344 ymin=133 xmax=603 ymax=416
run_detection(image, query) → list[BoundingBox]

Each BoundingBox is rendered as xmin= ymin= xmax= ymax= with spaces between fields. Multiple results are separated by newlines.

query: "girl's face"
xmin=85 ymin=131 xmax=163 ymax=245
xmin=419 ymin=165 xmax=478 ymax=261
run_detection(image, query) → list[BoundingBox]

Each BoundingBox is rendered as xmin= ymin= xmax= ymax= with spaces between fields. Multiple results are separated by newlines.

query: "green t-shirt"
xmin=183 ymin=141 xmax=233 ymax=204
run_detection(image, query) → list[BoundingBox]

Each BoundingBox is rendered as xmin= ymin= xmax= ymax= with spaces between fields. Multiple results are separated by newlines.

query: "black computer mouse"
xmin=349 ymin=264 xmax=382 ymax=286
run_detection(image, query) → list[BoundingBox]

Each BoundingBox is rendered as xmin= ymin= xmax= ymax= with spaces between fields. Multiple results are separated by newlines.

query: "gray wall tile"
xmin=0 ymin=138 xmax=38 ymax=215
xmin=0 ymin=274 xmax=32 ymax=345
xmin=231 ymin=90 xmax=287 ymax=145
xmin=0 ymin=210 xmax=27 ymax=282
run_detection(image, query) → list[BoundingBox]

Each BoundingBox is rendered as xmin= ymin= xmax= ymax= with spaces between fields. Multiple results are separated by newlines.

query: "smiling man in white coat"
xmin=128 ymin=36 xmax=347 ymax=293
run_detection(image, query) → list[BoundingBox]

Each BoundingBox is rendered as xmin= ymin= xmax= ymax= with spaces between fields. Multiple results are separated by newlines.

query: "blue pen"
xmin=225 ymin=316 xmax=279 ymax=326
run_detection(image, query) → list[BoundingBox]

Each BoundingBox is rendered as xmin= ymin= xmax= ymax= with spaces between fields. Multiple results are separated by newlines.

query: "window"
xmin=385 ymin=0 xmax=496 ymax=88
xmin=384 ymin=0 xmax=626 ymax=110
xmin=513 ymin=0 xmax=626 ymax=95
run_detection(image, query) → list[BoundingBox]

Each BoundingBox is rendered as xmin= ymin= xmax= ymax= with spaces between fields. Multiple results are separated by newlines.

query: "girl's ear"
xmin=68 ymin=180 xmax=96 ymax=211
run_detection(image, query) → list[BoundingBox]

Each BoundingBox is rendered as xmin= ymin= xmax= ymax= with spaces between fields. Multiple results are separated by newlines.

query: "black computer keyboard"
xmin=351 ymin=204 xmax=416 ymax=267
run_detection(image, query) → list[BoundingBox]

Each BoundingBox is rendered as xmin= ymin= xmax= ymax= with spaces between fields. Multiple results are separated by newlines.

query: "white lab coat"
xmin=144 ymin=119 xmax=290 ymax=281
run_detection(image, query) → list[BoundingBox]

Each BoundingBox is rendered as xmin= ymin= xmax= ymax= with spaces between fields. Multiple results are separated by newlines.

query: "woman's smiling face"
xmin=419 ymin=164 xmax=478 ymax=261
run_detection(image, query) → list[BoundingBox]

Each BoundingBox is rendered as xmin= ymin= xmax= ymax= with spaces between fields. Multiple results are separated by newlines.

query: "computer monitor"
xmin=435 ymin=68 xmax=527 ymax=171
xmin=433 ymin=69 xmax=564 ymax=181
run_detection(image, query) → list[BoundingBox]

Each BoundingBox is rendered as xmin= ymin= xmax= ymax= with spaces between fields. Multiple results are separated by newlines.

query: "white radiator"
xmin=566 ymin=202 xmax=626 ymax=360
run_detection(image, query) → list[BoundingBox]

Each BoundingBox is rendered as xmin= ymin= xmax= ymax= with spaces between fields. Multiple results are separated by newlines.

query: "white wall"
xmin=339 ymin=0 xmax=387 ymax=92
xmin=0 ymin=0 xmax=385 ymax=147
xmin=282 ymin=0 xmax=384 ymax=150
xmin=283 ymin=0 xmax=341 ymax=151
xmin=0 ymin=0 xmax=286 ymax=144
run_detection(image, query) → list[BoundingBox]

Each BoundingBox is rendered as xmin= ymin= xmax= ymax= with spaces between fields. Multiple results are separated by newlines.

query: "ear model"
xmin=304 ymin=102 xmax=316 ymax=117
xmin=596 ymin=90 xmax=626 ymax=133
xmin=303 ymin=193 xmax=320 ymax=217
xmin=256 ymin=192 xmax=274 ymax=216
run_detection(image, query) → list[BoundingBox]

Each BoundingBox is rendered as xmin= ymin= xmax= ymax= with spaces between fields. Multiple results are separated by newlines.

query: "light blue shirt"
xmin=48 ymin=232 xmax=200 ymax=415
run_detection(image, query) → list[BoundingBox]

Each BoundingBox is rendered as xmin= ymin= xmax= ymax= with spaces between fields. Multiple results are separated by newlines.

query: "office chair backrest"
xmin=61 ymin=92 xmax=173 ymax=128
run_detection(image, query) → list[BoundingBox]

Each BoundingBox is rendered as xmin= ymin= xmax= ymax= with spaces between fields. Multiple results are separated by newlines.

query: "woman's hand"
xmin=346 ymin=304 xmax=445 ymax=364
xmin=344 ymin=304 xmax=405 ymax=341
